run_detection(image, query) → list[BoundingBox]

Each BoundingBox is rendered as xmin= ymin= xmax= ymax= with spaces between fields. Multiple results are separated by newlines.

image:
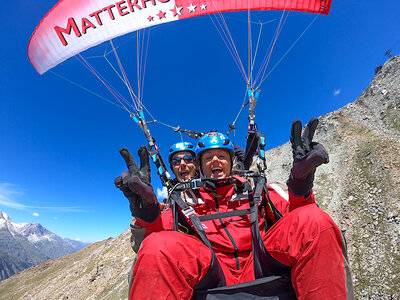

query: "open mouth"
xmin=211 ymin=167 xmax=223 ymax=178
xmin=180 ymin=171 xmax=189 ymax=178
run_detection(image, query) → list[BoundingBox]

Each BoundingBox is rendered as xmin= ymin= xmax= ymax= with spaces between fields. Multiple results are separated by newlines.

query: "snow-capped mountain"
xmin=0 ymin=210 xmax=28 ymax=236
xmin=0 ymin=210 xmax=90 ymax=280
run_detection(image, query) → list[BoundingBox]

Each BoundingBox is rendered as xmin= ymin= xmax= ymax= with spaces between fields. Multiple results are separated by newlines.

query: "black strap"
xmin=243 ymin=132 xmax=259 ymax=170
xmin=198 ymin=209 xmax=251 ymax=222
xmin=251 ymin=177 xmax=291 ymax=278
xmin=263 ymin=185 xmax=283 ymax=221
xmin=248 ymin=177 xmax=265 ymax=279
xmin=169 ymin=188 xmax=214 ymax=251
xmin=169 ymin=187 xmax=227 ymax=288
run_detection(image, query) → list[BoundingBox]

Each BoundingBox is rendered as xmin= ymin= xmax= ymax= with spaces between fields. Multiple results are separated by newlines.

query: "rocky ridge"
xmin=266 ymin=56 xmax=400 ymax=299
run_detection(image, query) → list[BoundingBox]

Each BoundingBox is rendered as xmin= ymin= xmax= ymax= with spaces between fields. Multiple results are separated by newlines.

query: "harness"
xmin=168 ymin=175 xmax=295 ymax=299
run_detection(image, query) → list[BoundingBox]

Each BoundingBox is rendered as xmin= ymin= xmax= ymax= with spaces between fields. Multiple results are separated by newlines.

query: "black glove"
xmin=114 ymin=146 xmax=160 ymax=222
xmin=287 ymin=118 xmax=329 ymax=197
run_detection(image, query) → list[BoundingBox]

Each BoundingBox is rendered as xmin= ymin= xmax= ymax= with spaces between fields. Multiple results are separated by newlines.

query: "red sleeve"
xmin=264 ymin=185 xmax=317 ymax=219
xmin=135 ymin=205 xmax=173 ymax=237
xmin=266 ymin=185 xmax=289 ymax=215
xmin=288 ymin=190 xmax=316 ymax=212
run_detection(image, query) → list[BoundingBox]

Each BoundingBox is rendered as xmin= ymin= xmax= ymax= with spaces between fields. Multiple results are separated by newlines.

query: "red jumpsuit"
xmin=130 ymin=179 xmax=353 ymax=299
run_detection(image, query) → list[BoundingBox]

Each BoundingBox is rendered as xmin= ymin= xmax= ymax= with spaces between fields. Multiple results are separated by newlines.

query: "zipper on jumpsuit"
xmin=214 ymin=196 xmax=241 ymax=270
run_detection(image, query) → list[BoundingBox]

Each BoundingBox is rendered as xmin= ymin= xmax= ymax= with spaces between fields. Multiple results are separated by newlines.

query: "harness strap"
xmin=250 ymin=176 xmax=292 ymax=278
xmin=253 ymin=175 xmax=265 ymax=204
xmin=263 ymin=185 xmax=283 ymax=221
xmin=198 ymin=209 xmax=251 ymax=222
xmin=169 ymin=186 xmax=215 ymax=252
xmin=248 ymin=177 xmax=265 ymax=279
xmin=169 ymin=187 xmax=226 ymax=288
xmin=243 ymin=132 xmax=259 ymax=170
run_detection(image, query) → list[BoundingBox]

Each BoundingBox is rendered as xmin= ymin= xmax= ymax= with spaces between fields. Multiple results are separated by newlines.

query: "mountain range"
xmin=0 ymin=210 xmax=90 ymax=280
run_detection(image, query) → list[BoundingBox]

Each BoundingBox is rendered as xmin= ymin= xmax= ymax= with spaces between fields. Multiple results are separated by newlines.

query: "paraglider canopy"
xmin=28 ymin=0 xmax=332 ymax=74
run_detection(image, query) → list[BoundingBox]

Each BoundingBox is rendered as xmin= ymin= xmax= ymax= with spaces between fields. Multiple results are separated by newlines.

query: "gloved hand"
xmin=287 ymin=118 xmax=329 ymax=197
xmin=114 ymin=146 xmax=160 ymax=222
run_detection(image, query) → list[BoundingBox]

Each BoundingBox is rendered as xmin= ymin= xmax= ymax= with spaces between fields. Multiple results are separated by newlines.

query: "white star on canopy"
xmin=188 ymin=3 xmax=197 ymax=13
xmin=173 ymin=5 xmax=183 ymax=16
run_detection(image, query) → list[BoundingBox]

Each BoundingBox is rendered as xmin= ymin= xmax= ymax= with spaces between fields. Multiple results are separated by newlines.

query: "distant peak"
xmin=0 ymin=210 xmax=11 ymax=221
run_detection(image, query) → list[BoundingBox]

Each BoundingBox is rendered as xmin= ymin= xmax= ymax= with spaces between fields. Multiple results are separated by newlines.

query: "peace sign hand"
xmin=115 ymin=146 xmax=159 ymax=222
xmin=287 ymin=118 xmax=329 ymax=197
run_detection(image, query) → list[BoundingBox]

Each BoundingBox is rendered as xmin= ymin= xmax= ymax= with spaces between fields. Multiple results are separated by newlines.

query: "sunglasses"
xmin=171 ymin=155 xmax=195 ymax=166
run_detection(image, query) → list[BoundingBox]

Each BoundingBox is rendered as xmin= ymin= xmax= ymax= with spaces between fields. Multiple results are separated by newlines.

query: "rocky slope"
xmin=266 ymin=56 xmax=400 ymax=299
xmin=0 ymin=249 xmax=30 ymax=281
xmin=0 ymin=229 xmax=133 ymax=300
xmin=0 ymin=56 xmax=399 ymax=299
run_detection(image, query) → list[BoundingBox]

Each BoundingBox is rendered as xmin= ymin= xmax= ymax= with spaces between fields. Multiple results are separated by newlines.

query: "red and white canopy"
xmin=28 ymin=0 xmax=332 ymax=74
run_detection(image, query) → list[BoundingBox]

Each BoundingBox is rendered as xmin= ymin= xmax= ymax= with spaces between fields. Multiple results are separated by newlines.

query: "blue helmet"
xmin=168 ymin=142 xmax=196 ymax=164
xmin=195 ymin=132 xmax=234 ymax=160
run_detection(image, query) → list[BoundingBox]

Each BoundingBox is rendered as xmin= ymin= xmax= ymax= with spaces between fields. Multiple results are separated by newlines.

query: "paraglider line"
xmin=227 ymin=88 xmax=249 ymax=135
xmin=223 ymin=15 xmax=277 ymax=26
xmin=101 ymin=55 xmax=142 ymax=111
xmin=77 ymin=54 xmax=134 ymax=115
xmin=103 ymin=54 xmax=136 ymax=98
xmin=253 ymin=0 xmax=290 ymax=85
xmin=247 ymin=0 xmax=253 ymax=87
xmin=110 ymin=40 xmax=140 ymax=111
xmin=49 ymin=71 xmax=126 ymax=111
xmin=208 ymin=2 xmax=248 ymax=82
xmin=258 ymin=14 xmax=319 ymax=88
xmin=178 ymin=130 xmax=183 ymax=142
xmin=139 ymin=103 xmax=189 ymax=142
xmin=209 ymin=13 xmax=246 ymax=80
xmin=109 ymin=39 xmax=139 ymax=109
xmin=155 ymin=120 xmax=177 ymax=130
xmin=254 ymin=9 xmax=288 ymax=87
xmin=137 ymin=30 xmax=141 ymax=106
xmin=104 ymin=49 xmax=138 ymax=112
xmin=216 ymin=11 xmax=247 ymax=82
xmin=141 ymin=103 xmax=156 ymax=121
xmin=249 ymin=21 xmax=264 ymax=85
xmin=104 ymin=57 xmax=141 ymax=111
xmin=142 ymin=29 xmax=151 ymax=105
xmin=209 ymin=14 xmax=247 ymax=81
xmin=77 ymin=54 xmax=136 ymax=111
xmin=138 ymin=28 xmax=151 ymax=108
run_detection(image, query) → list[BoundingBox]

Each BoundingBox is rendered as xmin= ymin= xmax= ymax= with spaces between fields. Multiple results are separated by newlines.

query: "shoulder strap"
xmin=169 ymin=184 xmax=214 ymax=250
xmin=250 ymin=176 xmax=292 ymax=278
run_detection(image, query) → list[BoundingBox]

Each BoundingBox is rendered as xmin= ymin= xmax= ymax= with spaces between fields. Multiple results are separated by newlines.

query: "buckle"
xmin=182 ymin=207 xmax=196 ymax=218
xmin=190 ymin=179 xmax=203 ymax=189
xmin=253 ymin=197 xmax=262 ymax=205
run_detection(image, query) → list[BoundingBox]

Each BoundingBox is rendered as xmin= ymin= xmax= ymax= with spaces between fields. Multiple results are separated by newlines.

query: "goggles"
xmin=171 ymin=155 xmax=195 ymax=166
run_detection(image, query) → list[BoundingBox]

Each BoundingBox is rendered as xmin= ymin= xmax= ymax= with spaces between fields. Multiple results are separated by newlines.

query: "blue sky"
xmin=0 ymin=1 xmax=399 ymax=242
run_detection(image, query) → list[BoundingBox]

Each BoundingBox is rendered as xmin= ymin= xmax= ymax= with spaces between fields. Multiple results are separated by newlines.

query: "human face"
xmin=171 ymin=151 xmax=197 ymax=182
xmin=201 ymin=149 xmax=232 ymax=179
